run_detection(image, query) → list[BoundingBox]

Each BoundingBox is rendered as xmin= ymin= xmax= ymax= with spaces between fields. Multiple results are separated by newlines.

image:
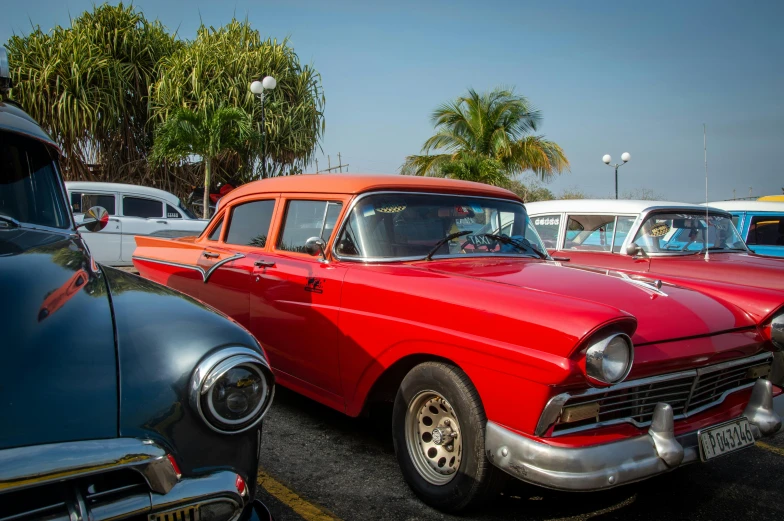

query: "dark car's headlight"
xmin=190 ymin=347 xmax=274 ymax=434
xmin=585 ymin=333 xmax=634 ymax=385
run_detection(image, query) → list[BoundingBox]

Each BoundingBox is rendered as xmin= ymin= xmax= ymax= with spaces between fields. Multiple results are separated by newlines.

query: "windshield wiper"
xmin=480 ymin=233 xmax=549 ymax=259
xmin=425 ymin=230 xmax=472 ymax=261
xmin=0 ymin=215 xmax=21 ymax=229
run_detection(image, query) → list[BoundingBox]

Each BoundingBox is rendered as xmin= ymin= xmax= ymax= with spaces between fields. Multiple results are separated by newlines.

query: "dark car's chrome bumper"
xmin=0 ymin=438 xmax=271 ymax=521
xmin=486 ymin=380 xmax=783 ymax=491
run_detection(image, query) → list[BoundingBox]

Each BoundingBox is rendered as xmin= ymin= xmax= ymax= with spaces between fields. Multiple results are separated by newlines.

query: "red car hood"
xmin=419 ymin=258 xmax=756 ymax=345
xmin=650 ymin=252 xmax=784 ymax=292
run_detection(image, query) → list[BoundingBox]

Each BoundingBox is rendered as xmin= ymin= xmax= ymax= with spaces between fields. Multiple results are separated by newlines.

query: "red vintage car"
xmin=133 ymin=175 xmax=783 ymax=512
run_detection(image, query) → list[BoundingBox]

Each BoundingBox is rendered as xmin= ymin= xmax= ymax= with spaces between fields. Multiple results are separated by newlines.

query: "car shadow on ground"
xmin=260 ymin=387 xmax=784 ymax=521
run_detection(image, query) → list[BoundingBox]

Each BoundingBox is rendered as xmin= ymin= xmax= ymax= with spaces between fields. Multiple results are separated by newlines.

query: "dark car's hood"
xmin=0 ymin=228 xmax=117 ymax=449
xmin=420 ymin=258 xmax=756 ymax=345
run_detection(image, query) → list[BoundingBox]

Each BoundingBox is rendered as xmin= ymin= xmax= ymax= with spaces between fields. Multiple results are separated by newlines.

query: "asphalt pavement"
xmin=255 ymin=387 xmax=784 ymax=521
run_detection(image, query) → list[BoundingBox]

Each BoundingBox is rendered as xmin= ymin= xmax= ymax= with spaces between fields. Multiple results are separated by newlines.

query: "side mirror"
xmin=304 ymin=236 xmax=327 ymax=259
xmin=625 ymin=243 xmax=643 ymax=257
xmin=77 ymin=206 xmax=109 ymax=232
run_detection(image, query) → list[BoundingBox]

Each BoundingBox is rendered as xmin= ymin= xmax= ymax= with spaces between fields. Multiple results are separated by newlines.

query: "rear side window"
xmin=71 ymin=192 xmax=83 ymax=213
xmin=166 ymin=204 xmax=181 ymax=219
xmin=123 ymin=196 xmax=163 ymax=218
xmin=225 ymin=200 xmax=275 ymax=247
xmin=278 ymin=200 xmax=343 ymax=253
xmin=532 ymin=214 xmax=561 ymax=248
xmin=81 ymin=193 xmax=116 ymax=215
xmin=746 ymin=215 xmax=784 ymax=246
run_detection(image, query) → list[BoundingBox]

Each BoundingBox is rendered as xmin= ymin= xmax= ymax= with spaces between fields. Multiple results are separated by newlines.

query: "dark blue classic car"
xmin=0 ymin=49 xmax=274 ymax=521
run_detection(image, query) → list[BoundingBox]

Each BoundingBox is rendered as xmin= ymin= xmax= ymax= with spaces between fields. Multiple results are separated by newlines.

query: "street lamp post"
xmin=250 ymin=76 xmax=277 ymax=178
xmin=602 ymin=152 xmax=631 ymax=199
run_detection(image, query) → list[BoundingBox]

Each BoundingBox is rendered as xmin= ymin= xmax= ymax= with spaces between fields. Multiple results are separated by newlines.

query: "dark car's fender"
xmin=103 ymin=267 xmax=266 ymax=490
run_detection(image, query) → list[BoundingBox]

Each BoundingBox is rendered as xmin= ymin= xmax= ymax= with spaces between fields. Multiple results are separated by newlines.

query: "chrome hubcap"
xmin=405 ymin=391 xmax=462 ymax=485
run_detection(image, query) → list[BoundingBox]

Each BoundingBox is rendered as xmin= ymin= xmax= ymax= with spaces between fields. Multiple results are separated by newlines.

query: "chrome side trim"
xmin=330 ymin=190 xmax=534 ymax=263
xmin=0 ymin=439 xmax=178 ymax=495
xmin=132 ymin=254 xmax=244 ymax=283
xmin=536 ymin=353 xmax=773 ymax=437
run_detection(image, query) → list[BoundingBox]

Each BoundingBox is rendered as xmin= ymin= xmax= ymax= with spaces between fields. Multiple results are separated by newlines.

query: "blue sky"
xmin=2 ymin=0 xmax=782 ymax=202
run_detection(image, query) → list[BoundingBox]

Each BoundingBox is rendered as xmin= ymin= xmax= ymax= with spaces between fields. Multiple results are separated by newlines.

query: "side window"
xmin=532 ymin=214 xmax=561 ymax=248
xmin=225 ymin=200 xmax=275 ymax=247
xmin=612 ymin=217 xmax=637 ymax=252
xmin=747 ymin=215 xmax=784 ymax=246
xmin=278 ymin=200 xmax=343 ymax=253
xmin=123 ymin=196 xmax=163 ymax=218
xmin=565 ymin=215 xmax=615 ymax=251
xmin=208 ymin=218 xmax=223 ymax=241
xmin=166 ymin=204 xmax=182 ymax=219
xmin=71 ymin=192 xmax=83 ymax=213
xmin=82 ymin=193 xmax=116 ymax=215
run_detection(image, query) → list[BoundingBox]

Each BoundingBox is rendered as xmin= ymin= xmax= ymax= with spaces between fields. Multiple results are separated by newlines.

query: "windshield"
xmin=0 ymin=132 xmax=70 ymax=229
xmin=631 ymin=212 xmax=746 ymax=254
xmin=335 ymin=193 xmax=547 ymax=260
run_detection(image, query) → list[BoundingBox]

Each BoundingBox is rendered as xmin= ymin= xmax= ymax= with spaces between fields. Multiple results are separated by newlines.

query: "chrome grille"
xmin=149 ymin=506 xmax=200 ymax=521
xmin=0 ymin=469 xmax=149 ymax=521
xmin=553 ymin=353 xmax=773 ymax=436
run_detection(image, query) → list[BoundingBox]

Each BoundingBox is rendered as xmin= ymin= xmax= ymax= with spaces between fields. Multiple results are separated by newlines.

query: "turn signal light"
xmin=559 ymin=402 xmax=600 ymax=424
xmin=167 ymin=454 xmax=182 ymax=480
xmin=235 ymin=474 xmax=247 ymax=496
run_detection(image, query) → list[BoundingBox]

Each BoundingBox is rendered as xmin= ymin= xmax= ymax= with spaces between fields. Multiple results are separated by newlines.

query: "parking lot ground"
xmin=256 ymin=387 xmax=784 ymax=521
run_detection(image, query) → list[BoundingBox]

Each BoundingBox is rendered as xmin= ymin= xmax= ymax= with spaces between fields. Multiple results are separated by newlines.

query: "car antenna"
xmin=703 ymin=123 xmax=709 ymax=262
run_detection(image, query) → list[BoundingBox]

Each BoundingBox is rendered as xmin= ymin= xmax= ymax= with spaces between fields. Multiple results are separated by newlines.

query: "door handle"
xmin=203 ymin=252 xmax=220 ymax=259
xmin=109 ymin=218 xmax=120 ymax=222
xmin=156 ymin=220 xmax=168 ymax=224
xmin=254 ymin=260 xmax=276 ymax=268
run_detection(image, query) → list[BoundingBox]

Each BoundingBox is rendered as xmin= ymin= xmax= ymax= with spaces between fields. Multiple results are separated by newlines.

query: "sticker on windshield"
xmin=374 ymin=200 xmax=406 ymax=213
xmin=648 ymin=223 xmax=670 ymax=237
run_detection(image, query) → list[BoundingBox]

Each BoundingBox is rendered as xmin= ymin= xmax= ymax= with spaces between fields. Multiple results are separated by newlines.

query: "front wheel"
xmin=392 ymin=362 xmax=505 ymax=512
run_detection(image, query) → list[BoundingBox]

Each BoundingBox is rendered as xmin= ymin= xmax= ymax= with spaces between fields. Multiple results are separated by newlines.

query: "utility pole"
xmin=338 ymin=152 xmax=343 ymax=173
xmin=315 ymin=159 xmax=319 ymax=173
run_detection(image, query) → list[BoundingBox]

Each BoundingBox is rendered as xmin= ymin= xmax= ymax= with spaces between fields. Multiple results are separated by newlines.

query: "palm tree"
xmin=401 ymin=88 xmax=569 ymax=182
xmin=151 ymin=106 xmax=258 ymax=218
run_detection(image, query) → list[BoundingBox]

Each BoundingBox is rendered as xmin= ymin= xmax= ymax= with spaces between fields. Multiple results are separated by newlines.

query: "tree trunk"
xmin=203 ymin=158 xmax=211 ymax=219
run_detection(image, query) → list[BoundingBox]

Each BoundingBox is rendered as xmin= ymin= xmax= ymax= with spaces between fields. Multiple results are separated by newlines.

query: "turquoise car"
xmin=708 ymin=201 xmax=784 ymax=257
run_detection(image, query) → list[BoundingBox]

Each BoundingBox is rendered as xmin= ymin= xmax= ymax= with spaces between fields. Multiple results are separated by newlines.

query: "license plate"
xmin=698 ymin=418 xmax=755 ymax=461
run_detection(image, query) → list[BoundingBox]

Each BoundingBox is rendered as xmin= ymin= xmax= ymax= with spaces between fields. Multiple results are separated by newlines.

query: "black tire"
xmin=392 ymin=361 xmax=506 ymax=512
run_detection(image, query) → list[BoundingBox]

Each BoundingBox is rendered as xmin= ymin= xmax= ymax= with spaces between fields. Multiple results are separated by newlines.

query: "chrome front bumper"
xmin=486 ymin=379 xmax=783 ymax=491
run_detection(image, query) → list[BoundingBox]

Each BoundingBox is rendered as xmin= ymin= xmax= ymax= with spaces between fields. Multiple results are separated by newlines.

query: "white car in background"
xmin=66 ymin=182 xmax=208 ymax=266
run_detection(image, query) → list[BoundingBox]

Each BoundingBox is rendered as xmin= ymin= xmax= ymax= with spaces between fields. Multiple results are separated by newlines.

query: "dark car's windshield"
xmin=335 ymin=193 xmax=547 ymax=260
xmin=0 ymin=132 xmax=70 ymax=229
xmin=631 ymin=212 xmax=747 ymax=254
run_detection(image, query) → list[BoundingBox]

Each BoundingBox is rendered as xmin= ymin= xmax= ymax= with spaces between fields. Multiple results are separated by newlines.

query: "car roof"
xmin=65 ymin=181 xmax=182 ymax=205
xmin=706 ymin=200 xmax=784 ymax=212
xmin=0 ymin=101 xmax=59 ymax=150
xmin=524 ymin=199 xmax=726 ymax=215
xmin=219 ymin=173 xmax=521 ymax=205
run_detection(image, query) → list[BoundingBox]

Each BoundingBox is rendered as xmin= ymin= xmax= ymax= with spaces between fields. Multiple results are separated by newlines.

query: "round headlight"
xmin=771 ymin=313 xmax=784 ymax=350
xmin=190 ymin=347 xmax=275 ymax=434
xmin=585 ymin=333 xmax=633 ymax=384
